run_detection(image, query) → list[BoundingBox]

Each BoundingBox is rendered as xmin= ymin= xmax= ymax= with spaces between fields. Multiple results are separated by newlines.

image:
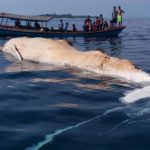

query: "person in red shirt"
xmin=92 ymin=22 xmax=97 ymax=31
xmin=84 ymin=15 xmax=92 ymax=32
xmin=95 ymin=17 xmax=101 ymax=30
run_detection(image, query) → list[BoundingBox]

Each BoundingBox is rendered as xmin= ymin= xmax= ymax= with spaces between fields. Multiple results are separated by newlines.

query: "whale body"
xmin=1 ymin=37 xmax=150 ymax=83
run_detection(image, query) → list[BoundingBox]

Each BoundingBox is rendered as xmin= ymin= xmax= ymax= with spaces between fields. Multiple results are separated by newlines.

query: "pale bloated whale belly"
xmin=1 ymin=37 xmax=150 ymax=83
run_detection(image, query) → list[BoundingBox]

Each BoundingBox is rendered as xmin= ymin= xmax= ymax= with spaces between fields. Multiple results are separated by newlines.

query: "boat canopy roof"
xmin=0 ymin=12 xmax=53 ymax=22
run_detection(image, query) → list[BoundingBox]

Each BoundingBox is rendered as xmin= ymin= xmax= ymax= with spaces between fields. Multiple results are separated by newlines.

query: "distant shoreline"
xmin=40 ymin=14 xmax=150 ymax=19
xmin=40 ymin=13 xmax=96 ymax=18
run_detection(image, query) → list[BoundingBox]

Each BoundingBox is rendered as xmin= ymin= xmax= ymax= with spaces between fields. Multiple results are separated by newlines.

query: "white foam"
xmin=104 ymin=69 xmax=150 ymax=83
xmin=76 ymin=64 xmax=150 ymax=83
xmin=25 ymin=106 xmax=124 ymax=150
xmin=25 ymin=115 xmax=101 ymax=150
xmin=120 ymin=85 xmax=150 ymax=104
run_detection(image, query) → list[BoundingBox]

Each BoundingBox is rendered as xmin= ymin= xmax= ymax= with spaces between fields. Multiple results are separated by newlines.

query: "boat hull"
xmin=0 ymin=26 xmax=125 ymax=38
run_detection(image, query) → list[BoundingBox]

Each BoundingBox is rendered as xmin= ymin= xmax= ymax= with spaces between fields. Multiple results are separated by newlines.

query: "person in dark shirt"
xmin=15 ymin=20 xmax=21 ymax=28
xmin=103 ymin=20 xmax=109 ymax=30
xmin=111 ymin=6 xmax=118 ymax=26
xmin=59 ymin=19 xmax=64 ymax=31
xmin=34 ymin=21 xmax=40 ymax=29
xmin=99 ymin=14 xmax=104 ymax=30
xmin=27 ymin=22 xmax=31 ymax=29
xmin=64 ymin=22 xmax=69 ymax=31
xmin=72 ymin=24 xmax=77 ymax=32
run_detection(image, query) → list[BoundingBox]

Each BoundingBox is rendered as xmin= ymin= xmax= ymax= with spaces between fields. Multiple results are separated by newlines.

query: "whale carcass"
xmin=1 ymin=37 xmax=150 ymax=83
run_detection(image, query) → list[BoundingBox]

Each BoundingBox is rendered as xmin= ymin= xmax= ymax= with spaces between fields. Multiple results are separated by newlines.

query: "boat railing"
xmin=0 ymin=23 xmax=125 ymax=35
xmin=0 ymin=24 xmax=18 ymax=30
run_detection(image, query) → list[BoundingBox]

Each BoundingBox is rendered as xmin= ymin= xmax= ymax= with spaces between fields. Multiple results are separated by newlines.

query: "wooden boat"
xmin=0 ymin=12 xmax=126 ymax=38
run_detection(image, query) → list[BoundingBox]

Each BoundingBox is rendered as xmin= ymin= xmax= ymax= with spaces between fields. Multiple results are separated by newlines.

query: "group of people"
xmin=83 ymin=14 xmax=109 ymax=32
xmin=14 ymin=6 xmax=124 ymax=33
xmin=58 ymin=19 xmax=76 ymax=32
xmin=83 ymin=6 xmax=124 ymax=32
xmin=110 ymin=6 xmax=124 ymax=27
xmin=15 ymin=20 xmax=41 ymax=30
xmin=53 ymin=6 xmax=125 ymax=33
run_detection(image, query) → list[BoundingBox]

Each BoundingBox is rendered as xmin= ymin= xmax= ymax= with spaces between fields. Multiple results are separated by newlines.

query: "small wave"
xmin=120 ymin=85 xmax=150 ymax=104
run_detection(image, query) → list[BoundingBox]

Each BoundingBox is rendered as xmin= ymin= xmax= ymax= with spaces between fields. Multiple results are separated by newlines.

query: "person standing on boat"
xmin=95 ymin=17 xmax=101 ymax=30
xmin=64 ymin=22 xmax=69 ymax=31
xmin=111 ymin=6 xmax=118 ymax=26
xmin=72 ymin=24 xmax=77 ymax=32
xmin=117 ymin=6 xmax=124 ymax=26
xmin=59 ymin=19 xmax=64 ymax=31
xmin=99 ymin=14 xmax=104 ymax=30
xmin=84 ymin=15 xmax=92 ymax=32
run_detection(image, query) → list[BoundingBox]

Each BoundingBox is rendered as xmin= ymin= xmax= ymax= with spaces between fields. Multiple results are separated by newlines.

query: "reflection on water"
xmin=1 ymin=58 xmax=134 ymax=93
xmin=73 ymin=36 xmax=123 ymax=55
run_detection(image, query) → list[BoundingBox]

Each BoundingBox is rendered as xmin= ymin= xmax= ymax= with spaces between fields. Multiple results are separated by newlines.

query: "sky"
xmin=0 ymin=0 xmax=149 ymax=18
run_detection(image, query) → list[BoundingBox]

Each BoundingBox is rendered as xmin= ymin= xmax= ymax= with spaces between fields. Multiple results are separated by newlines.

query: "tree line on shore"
xmin=40 ymin=13 xmax=97 ymax=18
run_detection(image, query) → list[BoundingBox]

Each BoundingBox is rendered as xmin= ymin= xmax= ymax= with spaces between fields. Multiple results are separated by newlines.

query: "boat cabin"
xmin=0 ymin=12 xmax=53 ymax=31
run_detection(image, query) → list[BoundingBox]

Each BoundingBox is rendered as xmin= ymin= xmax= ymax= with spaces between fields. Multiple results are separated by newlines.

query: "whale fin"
xmin=120 ymin=85 xmax=150 ymax=104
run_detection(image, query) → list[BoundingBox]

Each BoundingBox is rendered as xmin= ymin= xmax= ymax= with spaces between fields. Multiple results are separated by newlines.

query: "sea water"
xmin=0 ymin=18 xmax=150 ymax=150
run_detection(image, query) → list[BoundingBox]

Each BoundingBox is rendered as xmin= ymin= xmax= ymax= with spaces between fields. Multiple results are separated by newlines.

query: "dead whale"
xmin=0 ymin=37 xmax=150 ymax=83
